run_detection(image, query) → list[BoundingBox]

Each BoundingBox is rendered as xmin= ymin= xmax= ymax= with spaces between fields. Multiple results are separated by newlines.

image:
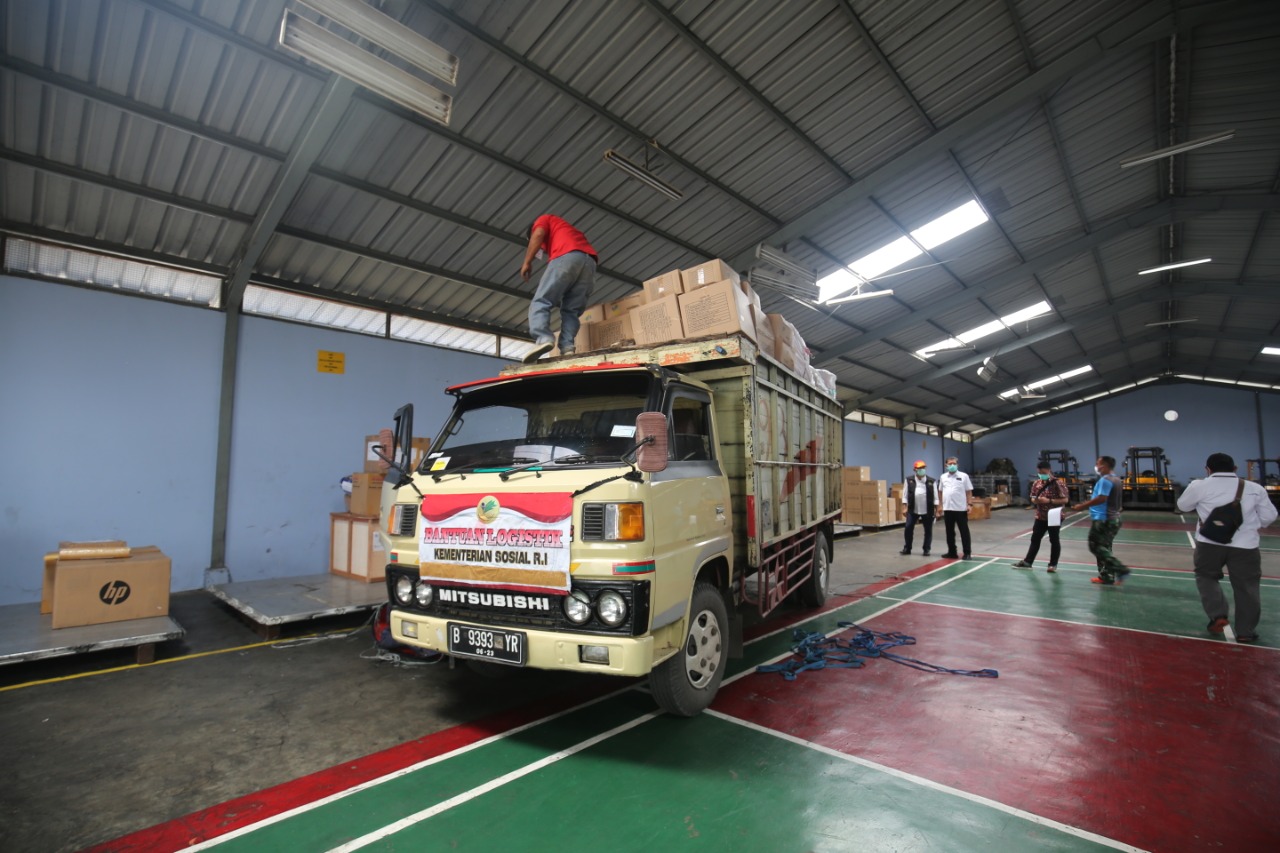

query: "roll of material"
xmin=57 ymin=540 xmax=132 ymax=560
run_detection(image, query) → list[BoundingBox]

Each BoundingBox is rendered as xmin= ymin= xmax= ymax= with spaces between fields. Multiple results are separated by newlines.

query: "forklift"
xmin=1121 ymin=446 xmax=1178 ymax=511
xmin=1245 ymin=459 xmax=1280 ymax=511
xmin=1039 ymin=448 xmax=1088 ymax=503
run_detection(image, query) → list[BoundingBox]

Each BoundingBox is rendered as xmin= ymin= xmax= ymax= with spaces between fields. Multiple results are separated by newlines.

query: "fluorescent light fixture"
xmin=976 ymin=357 xmax=997 ymax=383
xmin=1057 ymin=365 xmax=1094 ymax=381
xmin=603 ymin=149 xmax=683 ymax=200
xmin=751 ymin=268 xmax=820 ymax=301
xmin=752 ymin=245 xmax=818 ymax=300
xmin=756 ymin=245 xmax=814 ymax=280
xmin=1119 ymin=130 xmax=1235 ymax=168
xmin=1261 ymin=347 xmax=1280 ymax=356
xmin=1145 ymin=318 xmax=1200 ymax=326
xmin=1138 ymin=258 xmax=1211 ymax=275
xmin=1017 ymin=386 xmax=1046 ymax=400
xmin=299 ymin=0 xmax=459 ymax=85
xmin=826 ymin=288 xmax=894 ymax=304
xmin=279 ymin=11 xmax=452 ymax=124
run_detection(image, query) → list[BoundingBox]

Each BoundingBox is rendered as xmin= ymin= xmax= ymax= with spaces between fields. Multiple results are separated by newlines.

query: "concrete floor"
xmin=1 ymin=506 xmax=1275 ymax=852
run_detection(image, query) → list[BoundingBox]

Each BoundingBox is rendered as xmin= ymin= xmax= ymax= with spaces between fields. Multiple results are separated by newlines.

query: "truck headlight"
xmin=414 ymin=582 xmax=433 ymax=607
xmin=394 ymin=576 xmax=414 ymax=605
xmin=605 ymin=503 xmax=645 ymax=541
xmin=564 ymin=589 xmax=591 ymax=624
xmin=595 ymin=590 xmax=627 ymax=627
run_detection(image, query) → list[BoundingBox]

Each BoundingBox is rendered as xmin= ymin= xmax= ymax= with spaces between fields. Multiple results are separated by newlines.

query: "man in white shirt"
xmin=935 ymin=457 xmax=974 ymax=559
xmin=1176 ymin=452 xmax=1278 ymax=643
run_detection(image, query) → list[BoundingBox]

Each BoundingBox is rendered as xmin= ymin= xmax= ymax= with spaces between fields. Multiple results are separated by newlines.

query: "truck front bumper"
xmin=390 ymin=611 xmax=655 ymax=676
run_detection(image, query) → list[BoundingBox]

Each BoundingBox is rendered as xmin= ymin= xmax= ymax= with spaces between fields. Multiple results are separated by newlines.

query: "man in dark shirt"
xmin=1012 ymin=459 xmax=1070 ymax=572
xmin=900 ymin=460 xmax=935 ymax=555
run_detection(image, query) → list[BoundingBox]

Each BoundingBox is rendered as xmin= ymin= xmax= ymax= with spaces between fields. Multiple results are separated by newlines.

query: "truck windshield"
xmin=431 ymin=372 xmax=654 ymax=472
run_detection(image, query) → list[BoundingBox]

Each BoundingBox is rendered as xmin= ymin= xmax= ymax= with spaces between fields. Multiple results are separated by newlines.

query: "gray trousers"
xmin=1193 ymin=541 xmax=1262 ymax=638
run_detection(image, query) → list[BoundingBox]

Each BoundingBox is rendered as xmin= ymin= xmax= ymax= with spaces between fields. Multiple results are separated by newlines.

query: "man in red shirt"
xmin=519 ymin=215 xmax=598 ymax=363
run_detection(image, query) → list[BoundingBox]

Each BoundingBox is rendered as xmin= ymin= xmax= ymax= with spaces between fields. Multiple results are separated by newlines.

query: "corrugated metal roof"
xmin=2 ymin=0 xmax=1277 ymax=430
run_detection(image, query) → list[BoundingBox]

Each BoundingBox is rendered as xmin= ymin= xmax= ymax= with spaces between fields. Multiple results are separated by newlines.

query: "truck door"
xmin=647 ymin=389 xmax=731 ymax=633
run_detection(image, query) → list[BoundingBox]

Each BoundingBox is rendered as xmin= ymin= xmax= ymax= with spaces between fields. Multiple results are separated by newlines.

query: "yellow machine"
xmin=1246 ymin=459 xmax=1280 ymax=511
xmin=374 ymin=335 xmax=842 ymax=716
xmin=1039 ymin=449 xmax=1087 ymax=503
xmin=1121 ymin=446 xmax=1177 ymax=511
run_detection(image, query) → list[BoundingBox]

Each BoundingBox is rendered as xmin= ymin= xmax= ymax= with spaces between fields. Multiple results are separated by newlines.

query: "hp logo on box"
xmin=99 ymin=581 xmax=132 ymax=606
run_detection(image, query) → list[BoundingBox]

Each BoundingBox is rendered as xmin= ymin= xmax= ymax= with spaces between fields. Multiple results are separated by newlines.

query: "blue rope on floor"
xmin=756 ymin=620 xmax=998 ymax=681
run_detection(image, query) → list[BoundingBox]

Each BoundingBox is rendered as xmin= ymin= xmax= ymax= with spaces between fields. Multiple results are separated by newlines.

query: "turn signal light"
xmin=607 ymin=503 xmax=645 ymax=541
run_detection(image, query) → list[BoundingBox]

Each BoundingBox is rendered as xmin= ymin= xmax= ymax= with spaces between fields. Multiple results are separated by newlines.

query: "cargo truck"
xmin=376 ymin=334 xmax=843 ymax=716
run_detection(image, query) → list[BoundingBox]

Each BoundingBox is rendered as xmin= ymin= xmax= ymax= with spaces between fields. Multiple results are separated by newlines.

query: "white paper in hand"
xmin=1048 ymin=507 xmax=1063 ymax=527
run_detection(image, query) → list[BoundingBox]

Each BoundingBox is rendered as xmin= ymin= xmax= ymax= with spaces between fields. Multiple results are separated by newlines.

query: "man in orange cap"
xmin=900 ymin=460 xmax=935 ymax=555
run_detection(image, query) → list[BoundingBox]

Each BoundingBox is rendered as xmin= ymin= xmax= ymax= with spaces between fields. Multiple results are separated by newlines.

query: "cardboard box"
xmin=751 ymin=306 xmax=776 ymax=362
xmin=349 ymin=472 xmax=385 ymax=518
xmin=330 ymin=513 xmax=387 ymax=583
xmin=682 ymin=259 xmax=740 ymax=291
xmin=364 ymin=435 xmax=388 ymax=473
xmin=632 ymin=294 xmax=685 ymax=346
xmin=843 ymin=466 xmax=872 ymax=483
xmin=605 ymin=292 xmax=646 ymax=320
xmin=410 ymin=437 xmax=432 ymax=470
xmin=588 ymin=313 xmax=636 ymax=350
xmin=44 ymin=546 xmax=170 ymax=628
xmin=578 ymin=303 xmax=606 ymax=325
xmin=678 ymin=279 xmax=756 ymax=341
xmin=642 ymin=270 xmax=684 ymax=303
xmin=969 ymin=502 xmax=992 ymax=521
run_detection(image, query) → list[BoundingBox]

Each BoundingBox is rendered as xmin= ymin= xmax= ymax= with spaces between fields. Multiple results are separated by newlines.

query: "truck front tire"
xmin=650 ymin=583 xmax=728 ymax=717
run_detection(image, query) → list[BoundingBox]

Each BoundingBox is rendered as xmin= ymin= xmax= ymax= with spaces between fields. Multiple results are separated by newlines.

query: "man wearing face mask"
xmin=1071 ymin=456 xmax=1129 ymax=585
xmin=519 ymin=214 xmax=598 ymax=363
xmin=1012 ymin=460 xmax=1070 ymax=572
xmin=900 ymin=460 xmax=935 ymax=556
xmin=935 ymin=457 xmax=973 ymax=559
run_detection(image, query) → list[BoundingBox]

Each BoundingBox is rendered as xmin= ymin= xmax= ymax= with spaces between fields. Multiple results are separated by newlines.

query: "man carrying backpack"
xmin=1176 ymin=452 xmax=1278 ymax=643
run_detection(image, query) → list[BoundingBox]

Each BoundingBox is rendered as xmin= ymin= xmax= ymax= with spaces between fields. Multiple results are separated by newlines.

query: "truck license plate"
xmin=447 ymin=623 xmax=526 ymax=665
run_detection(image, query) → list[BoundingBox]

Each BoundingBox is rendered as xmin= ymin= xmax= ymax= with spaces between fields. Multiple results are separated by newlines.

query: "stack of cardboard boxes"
xmin=840 ymin=466 xmax=896 ymax=527
xmin=332 ymin=433 xmax=426 ymax=584
xmin=558 ymin=258 xmax=838 ymax=395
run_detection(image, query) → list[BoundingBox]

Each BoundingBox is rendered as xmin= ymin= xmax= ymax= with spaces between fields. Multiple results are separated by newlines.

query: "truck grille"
xmin=580 ymin=504 xmax=605 ymax=540
xmin=393 ymin=504 xmax=417 ymax=536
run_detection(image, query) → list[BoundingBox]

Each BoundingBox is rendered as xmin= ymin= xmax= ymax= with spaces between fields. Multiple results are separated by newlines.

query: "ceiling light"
xmin=1017 ymin=386 xmax=1046 ymax=400
xmin=1138 ymin=258 xmax=1212 ymax=275
xmin=1145 ymin=318 xmax=1200 ymax=326
xmin=751 ymin=268 xmax=819 ymax=301
xmin=1261 ymin=347 xmax=1280 ymax=357
xmin=603 ymin=149 xmax=683 ymax=200
xmin=825 ymin=288 xmax=894 ymax=305
xmin=278 ymin=11 xmax=452 ymax=124
xmin=299 ymin=0 xmax=459 ymax=85
xmin=1118 ymin=130 xmax=1235 ymax=168
xmin=752 ymin=245 xmax=818 ymax=301
xmin=976 ymin=358 xmax=997 ymax=383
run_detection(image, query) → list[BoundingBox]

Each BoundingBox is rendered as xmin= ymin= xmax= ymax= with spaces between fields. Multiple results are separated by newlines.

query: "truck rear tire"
xmin=797 ymin=532 xmax=830 ymax=608
xmin=649 ymin=583 xmax=728 ymax=717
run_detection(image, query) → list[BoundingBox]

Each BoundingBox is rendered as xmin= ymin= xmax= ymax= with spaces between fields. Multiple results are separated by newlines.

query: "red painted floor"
xmin=714 ymin=601 xmax=1280 ymax=852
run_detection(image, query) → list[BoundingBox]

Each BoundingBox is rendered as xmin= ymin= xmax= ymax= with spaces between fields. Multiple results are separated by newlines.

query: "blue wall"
xmin=974 ymin=383 xmax=1279 ymax=485
xmin=0 ymin=275 xmax=505 ymax=604
xmin=843 ymin=420 xmax=975 ymax=491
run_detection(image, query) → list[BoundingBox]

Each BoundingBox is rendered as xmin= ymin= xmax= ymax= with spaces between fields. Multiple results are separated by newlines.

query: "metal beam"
xmin=727 ymin=0 xmax=1250 ymax=269
xmin=813 ymin=194 xmax=1280 ymax=367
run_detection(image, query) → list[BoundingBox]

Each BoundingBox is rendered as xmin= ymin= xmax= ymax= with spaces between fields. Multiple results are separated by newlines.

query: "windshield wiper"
xmin=499 ymin=451 xmax=607 ymax=480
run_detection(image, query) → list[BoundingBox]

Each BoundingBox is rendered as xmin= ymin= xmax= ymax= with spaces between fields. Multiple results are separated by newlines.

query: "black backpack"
xmin=1199 ymin=480 xmax=1245 ymax=544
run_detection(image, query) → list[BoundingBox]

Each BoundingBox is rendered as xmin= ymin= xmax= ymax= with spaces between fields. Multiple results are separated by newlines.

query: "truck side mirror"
xmin=392 ymin=403 xmax=415 ymax=480
xmin=634 ymin=412 xmax=669 ymax=473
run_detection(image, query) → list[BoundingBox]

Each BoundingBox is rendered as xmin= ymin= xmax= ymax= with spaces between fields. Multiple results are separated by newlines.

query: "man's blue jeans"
xmin=530 ymin=251 xmax=596 ymax=351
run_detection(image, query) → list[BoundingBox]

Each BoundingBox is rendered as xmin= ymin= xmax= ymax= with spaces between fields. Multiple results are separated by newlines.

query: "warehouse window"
xmin=391 ymin=315 xmax=497 ymax=356
xmin=915 ymin=300 xmax=1053 ymax=358
xmin=243 ymin=285 xmax=384 ymax=336
xmin=3 ymin=237 xmax=221 ymax=308
xmin=997 ymin=364 xmax=1094 ymax=399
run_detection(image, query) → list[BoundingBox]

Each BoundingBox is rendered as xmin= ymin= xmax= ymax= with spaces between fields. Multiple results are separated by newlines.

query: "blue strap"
xmin=756 ymin=621 xmax=998 ymax=680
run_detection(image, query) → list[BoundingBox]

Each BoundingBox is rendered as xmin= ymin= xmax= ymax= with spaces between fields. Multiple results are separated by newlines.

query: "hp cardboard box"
xmin=589 ymin=313 xmax=635 ymax=350
xmin=632 ymin=294 xmax=684 ymax=346
xmin=642 ymin=270 xmax=684 ymax=302
xmin=44 ymin=546 xmax=170 ymax=628
xmin=678 ymin=279 xmax=756 ymax=341
xmin=349 ymin=472 xmax=385 ymax=517
xmin=364 ymin=434 xmax=387 ymax=473
xmin=605 ymin=293 xmax=646 ymax=320
xmin=681 ymin=259 xmax=739 ymax=291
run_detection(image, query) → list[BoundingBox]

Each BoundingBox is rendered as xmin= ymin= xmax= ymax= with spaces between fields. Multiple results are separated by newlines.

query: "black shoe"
xmin=1011 ymin=560 xmax=1032 ymax=569
xmin=522 ymin=341 xmax=554 ymax=363
xmin=899 ymin=548 xmax=911 ymax=555
xmin=962 ymin=554 xmax=973 ymax=560
xmin=942 ymin=552 xmax=959 ymax=559
xmin=1237 ymin=635 xmax=1260 ymax=644
xmin=922 ymin=550 xmax=930 ymax=556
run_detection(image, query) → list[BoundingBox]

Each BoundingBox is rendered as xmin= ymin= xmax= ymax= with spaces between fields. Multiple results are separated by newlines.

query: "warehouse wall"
xmin=0 ymin=275 xmax=505 ymax=605
xmin=973 ymin=383 xmax=1280 ymax=486
xmin=842 ymin=420 xmax=975 ymax=489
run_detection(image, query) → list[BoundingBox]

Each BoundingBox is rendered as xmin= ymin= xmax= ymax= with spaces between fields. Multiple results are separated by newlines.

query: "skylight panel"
xmin=957 ymin=320 xmax=1005 ymax=344
xmin=1000 ymin=301 xmax=1052 ymax=326
xmin=848 ymin=236 xmax=922 ymax=282
xmin=1262 ymin=346 xmax=1280 ymax=356
xmin=915 ymin=299 xmax=1053 ymax=357
xmin=910 ymin=200 xmax=988 ymax=250
xmin=817 ymin=268 xmax=864 ymax=303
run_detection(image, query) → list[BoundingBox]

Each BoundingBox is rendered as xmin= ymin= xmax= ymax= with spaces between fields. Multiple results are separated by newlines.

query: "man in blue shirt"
xmin=1071 ymin=455 xmax=1129 ymax=585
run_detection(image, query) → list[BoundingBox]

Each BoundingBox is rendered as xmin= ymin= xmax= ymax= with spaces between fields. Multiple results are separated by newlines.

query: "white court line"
xmin=328 ymin=712 xmax=662 ymax=852
xmin=721 ymin=558 xmax=1000 ymax=688
xmin=705 ymin=710 xmax=1148 ymax=852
